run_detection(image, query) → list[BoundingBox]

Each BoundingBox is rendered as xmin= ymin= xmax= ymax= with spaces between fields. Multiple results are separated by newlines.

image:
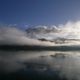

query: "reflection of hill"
xmin=0 ymin=60 xmax=68 ymax=80
xmin=23 ymin=62 xmax=49 ymax=72
xmin=0 ymin=70 xmax=67 ymax=80
xmin=0 ymin=45 xmax=80 ymax=51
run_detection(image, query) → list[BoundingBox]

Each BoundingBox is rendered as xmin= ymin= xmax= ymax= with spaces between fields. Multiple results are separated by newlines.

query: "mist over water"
xmin=0 ymin=51 xmax=80 ymax=80
xmin=0 ymin=24 xmax=80 ymax=80
xmin=0 ymin=27 xmax=54 ymax=46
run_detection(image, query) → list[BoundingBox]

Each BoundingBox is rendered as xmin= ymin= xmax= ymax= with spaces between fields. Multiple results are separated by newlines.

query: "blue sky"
xmin=0 ymin=0 xmax=80 ymax=29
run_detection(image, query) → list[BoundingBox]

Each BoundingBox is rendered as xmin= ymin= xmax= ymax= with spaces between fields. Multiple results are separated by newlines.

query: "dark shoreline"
xmin=0 ymin=45 xmax=80 ymax=51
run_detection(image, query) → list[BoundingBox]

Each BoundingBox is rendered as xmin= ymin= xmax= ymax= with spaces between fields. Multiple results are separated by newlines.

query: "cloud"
xmin=0 ymin=21 xmax=80 ymax=46
xmin=58 ymin=21 xmax=80 ymax=39
xmin=0 ymin=27 xmax=54 ymax=46
xmin=26 ymin=21 xmax=80 ymax=39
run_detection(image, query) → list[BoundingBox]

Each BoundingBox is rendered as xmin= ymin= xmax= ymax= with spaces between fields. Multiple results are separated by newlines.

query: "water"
xmin=0 ymin=51 xmax=80 ymax=80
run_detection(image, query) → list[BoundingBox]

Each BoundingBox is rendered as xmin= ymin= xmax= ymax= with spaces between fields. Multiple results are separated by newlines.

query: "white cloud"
xmin=58 ymin=21 xmax=80 ymax=39
xmin=28 ymin=21 xmax=80 ymax=39
xmin=0 ymin=27 xmax=54 ymax=46
xmin=1 ymin=21 xmax=80 ymax=46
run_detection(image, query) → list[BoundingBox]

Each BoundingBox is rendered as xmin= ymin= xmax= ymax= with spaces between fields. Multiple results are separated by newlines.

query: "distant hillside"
xmin=0 ymin=45 xmax=80 ymax=51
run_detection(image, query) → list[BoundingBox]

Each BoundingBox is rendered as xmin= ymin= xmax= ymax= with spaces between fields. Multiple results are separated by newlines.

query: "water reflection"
xmin=0 ymin=51 xmax=80 ymax=80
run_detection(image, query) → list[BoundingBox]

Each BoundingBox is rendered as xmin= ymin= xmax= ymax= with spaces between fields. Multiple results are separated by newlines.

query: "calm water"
xmin=0 ymin=51 xmax=80 ymax=80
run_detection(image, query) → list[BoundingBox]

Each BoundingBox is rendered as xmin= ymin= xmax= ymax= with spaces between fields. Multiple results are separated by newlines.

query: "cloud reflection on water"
xmin=0 ymin=51 xmax=80 ymax=80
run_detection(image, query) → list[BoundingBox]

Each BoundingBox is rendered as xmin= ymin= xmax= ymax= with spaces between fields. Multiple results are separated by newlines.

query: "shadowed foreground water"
xmin=0 ymin=51 xmax=80 ymax=80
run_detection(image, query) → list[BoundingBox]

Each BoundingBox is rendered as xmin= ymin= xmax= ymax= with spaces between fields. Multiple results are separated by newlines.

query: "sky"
xmin=0 ymin=0 xmax=80 ymax=29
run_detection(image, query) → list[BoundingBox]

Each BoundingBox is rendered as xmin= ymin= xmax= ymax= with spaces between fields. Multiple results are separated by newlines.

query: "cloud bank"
xmin=0 ymin=21 xmax=80 ymax=46
xmin=0 ymin=27 xmax=54 ymax=46
xmin=26 ymin=21 xmax=80 ymax=40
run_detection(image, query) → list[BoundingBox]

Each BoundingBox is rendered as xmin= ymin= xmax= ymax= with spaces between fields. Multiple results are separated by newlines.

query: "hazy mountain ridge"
xmin=0 ymin=45 xmax=80 ymax=51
